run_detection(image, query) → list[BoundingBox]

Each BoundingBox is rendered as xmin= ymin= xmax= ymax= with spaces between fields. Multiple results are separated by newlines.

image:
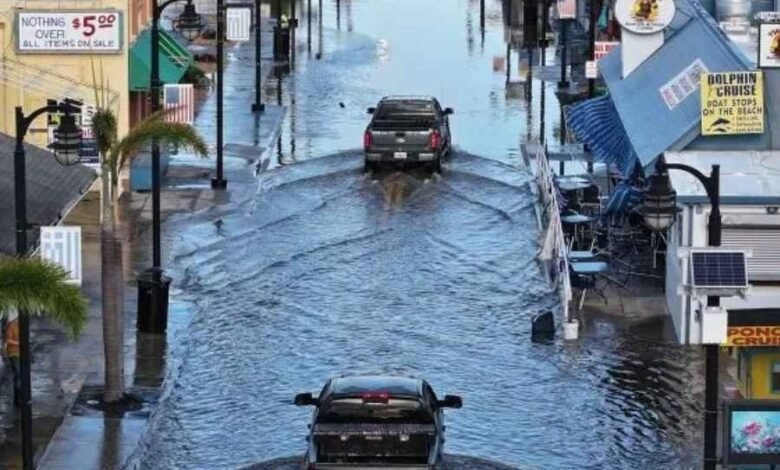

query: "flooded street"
xmin=129 ymin=0 xmax=705 ymax=468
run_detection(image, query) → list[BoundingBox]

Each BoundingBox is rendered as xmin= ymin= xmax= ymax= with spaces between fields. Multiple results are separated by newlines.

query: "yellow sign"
xmin=727 ymin=326 xmax=780 ymax=346
xmin=701 ymin=71 xmax=764 ymax=135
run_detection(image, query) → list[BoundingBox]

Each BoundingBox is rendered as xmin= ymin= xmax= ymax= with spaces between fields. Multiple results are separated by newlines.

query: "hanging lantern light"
xmin=177 ymin=1 xmax=204 ymax=41
xmin=49 ymin=113 xmax=82 ymax=166
xmin=640 ymin=160 xmax=679 ymax=232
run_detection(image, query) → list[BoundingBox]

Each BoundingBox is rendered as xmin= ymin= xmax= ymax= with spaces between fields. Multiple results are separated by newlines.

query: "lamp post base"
xmin=557 ymin=80 xmax=570 ymax=89
xmin=211 ymin=178 xmax=228 ymax=189
xmin=252 ymin=103 xmax=266 ymax=113
xmin=136 ymin=268 xmax=171 ymax=335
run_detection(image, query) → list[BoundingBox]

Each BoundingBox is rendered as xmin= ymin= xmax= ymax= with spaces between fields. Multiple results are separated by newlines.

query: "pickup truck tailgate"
xmin=313 ymin=423 xmax=435 ymax=468
xmin=369 ymin=129 xmax=432 ymax=152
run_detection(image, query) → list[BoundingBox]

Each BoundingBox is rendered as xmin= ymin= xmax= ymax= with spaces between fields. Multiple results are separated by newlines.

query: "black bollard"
xmin=531 ymin=310 xmax=555 ymax=341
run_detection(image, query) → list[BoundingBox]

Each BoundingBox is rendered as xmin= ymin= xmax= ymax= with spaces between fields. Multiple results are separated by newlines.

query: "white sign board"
xmin=40 ymin=226 xmax=82 ymax=286
xmin=557 ymin=0 xmax=577 ymax=20
xmin=615 ymin=0 xmax=675 ymax=34
xmin=595 ymin=41 xmax=620 ymax=60
xmin=658 ymin=58 xmax=709 ymax=110
xmin=585 ymin=60 xmax=598 ymax=79
xmin=758 ymin=23 xmax=780 ymax=68
xmin=16 ymin=11 xmax=123 ymax=54
xmin=226 ymin=8 xmax=252 ymax=42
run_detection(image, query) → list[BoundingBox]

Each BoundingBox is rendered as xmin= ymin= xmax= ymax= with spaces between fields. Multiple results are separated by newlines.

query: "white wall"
xmin=666 ymin=203 xmax=780 ymax=344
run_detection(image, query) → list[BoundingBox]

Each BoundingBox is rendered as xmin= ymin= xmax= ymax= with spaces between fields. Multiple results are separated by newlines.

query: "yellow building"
xmin=729 ymin=311 xmax=780 ymax=399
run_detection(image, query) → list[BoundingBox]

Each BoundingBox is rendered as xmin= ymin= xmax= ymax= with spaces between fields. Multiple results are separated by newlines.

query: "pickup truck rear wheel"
xmin=431 ymin=159 xmax=442 ymax=174
xmin=364 ymin=160 xmax=376 ymax=173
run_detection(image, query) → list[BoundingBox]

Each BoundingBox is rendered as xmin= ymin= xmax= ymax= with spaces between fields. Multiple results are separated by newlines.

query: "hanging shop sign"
xmin=724 ymin=400 xmax=780 ymax=465
xmin=726 ymin=326 xmax=780 ymax=346
xmin=595 ymin=41 xmax=620 ymax=60
xmin=758 ymin=23 xmax=780 ymax=68
xmin=557 ymin=0 xmax=577 ymax=20
xmin=16 ymin=10 xmax=124 ymax=54
xmin=658 ymin=58 xmax=709 ymax=110
xmin=614 ymin=0 xmax=676 ymax=34
xmin=701 ymin=71 xmax=764 ymax=135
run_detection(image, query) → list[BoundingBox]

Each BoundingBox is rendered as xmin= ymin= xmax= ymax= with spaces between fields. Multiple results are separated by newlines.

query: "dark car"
xmin=294 ymin=375 xmax=462 ymax=469
xmin=363 ymin=96 xmax=453 ymax=174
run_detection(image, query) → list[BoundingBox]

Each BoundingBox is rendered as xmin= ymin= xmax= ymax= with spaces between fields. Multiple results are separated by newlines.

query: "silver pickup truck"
xmin=294 ymin=375 xmax=462 ymax=470
xmin=363 ymin=96 xmax=453 ymax=174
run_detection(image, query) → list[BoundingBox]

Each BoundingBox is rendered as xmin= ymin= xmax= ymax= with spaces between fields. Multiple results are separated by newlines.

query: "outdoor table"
xmin=568 ymin=250 xmax=597 ymax=261
xmin=555 ymin=175 xmax=589 ymax=184
xmin=558 ymin=180 xmax=591 ymax=192
xmin=570 ymin=261 xmax=608 ymax=275
xmin=561 ymin=213 xmax=593 ymax=249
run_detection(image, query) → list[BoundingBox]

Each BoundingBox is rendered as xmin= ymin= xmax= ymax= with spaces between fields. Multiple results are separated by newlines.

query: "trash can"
xmin=273 ymin=26 xmax=291 ymax=61
xmin=136 ymin=268 xmax=172 ymax=335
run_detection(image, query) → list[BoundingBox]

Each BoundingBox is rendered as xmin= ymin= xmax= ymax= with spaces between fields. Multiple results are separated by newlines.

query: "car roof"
xmin=380 ymin=95 xmax=436 ymax=103
xmin=328 ymin=375 xmax=423 ymax=398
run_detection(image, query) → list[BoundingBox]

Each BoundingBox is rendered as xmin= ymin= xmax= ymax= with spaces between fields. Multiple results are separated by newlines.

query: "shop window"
xmin=771 ymin=362 xmax=780 ymax=394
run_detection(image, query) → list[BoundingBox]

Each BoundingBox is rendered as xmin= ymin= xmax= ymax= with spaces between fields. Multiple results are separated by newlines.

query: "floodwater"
xmin=128 ymin=1 xmax=705 ymax=469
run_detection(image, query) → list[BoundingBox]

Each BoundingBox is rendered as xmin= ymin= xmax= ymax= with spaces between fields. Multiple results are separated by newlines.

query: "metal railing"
xmin=532 ymin=143 xmax=573 ymax=322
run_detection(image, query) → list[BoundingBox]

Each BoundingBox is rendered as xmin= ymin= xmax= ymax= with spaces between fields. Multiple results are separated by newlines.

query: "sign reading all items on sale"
xmin=701 ymin=71 xmax=764 ymax=136
xmin=16 ymin=10 xmax=123 ymax=54
xmin=594 ymin=41 xmax=620 ymax=61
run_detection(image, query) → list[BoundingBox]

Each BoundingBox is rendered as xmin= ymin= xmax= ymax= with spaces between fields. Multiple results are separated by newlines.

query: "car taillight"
xmin=430 ymin=131 xmax=441 ymax=150
xmin=362 ymin=391 xmax=389 ymax=403
xmin=364 ymin=130 xmax=372 ymax=150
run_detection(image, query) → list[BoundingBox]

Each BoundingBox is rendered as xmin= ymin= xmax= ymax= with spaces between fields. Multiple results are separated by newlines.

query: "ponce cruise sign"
xmin=16 ymin=11 xmax=124 ymax=54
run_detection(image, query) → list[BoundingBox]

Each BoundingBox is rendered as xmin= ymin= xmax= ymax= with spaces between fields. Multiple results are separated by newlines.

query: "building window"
xmin=771 ymin=362 xmax=780 ymax=394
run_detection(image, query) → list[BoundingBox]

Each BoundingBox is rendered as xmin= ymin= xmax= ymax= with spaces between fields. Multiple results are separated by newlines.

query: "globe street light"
xmin=139 ymin=0 xmax=202 ymax=336
xmin=14 ymin=101 xmax=82 ymax=470
xmin=641 ymin=154 xmax=722 ymax=470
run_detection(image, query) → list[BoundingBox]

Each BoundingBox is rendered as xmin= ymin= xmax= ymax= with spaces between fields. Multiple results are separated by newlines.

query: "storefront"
xmin=730 ymin=310 xmax=780 ymax=399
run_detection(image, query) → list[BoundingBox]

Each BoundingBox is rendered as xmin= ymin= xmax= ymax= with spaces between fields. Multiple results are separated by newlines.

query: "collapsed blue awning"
xmin=565 ymin=94 xmax=637 ymax=175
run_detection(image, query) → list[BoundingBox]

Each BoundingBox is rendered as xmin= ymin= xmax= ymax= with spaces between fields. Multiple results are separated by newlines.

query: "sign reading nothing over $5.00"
xmin=16 ymin=11 xmax=123 ymax=53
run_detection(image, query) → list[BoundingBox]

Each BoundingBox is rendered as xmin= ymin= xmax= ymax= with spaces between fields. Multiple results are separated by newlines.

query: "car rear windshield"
xmin=317 ymin=398 xmax=434 ymax=424
xmin=373 ymin=102 xmax=437 ymax=130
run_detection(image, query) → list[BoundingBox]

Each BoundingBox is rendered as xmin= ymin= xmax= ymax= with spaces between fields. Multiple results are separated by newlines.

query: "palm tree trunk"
xmin=101 ymin=162 xmax=125 ymax=403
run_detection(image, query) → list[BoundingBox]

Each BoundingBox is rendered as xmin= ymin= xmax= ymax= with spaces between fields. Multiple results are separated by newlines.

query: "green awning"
xmin=129 ymin=28 xmax=193 ymax=91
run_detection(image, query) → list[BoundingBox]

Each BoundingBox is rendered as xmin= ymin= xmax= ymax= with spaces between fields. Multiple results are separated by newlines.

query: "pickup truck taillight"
xmin=364 ymin=130 xmax=372 ymax=150
xmin=430 ymin=131 xmax=441 ymax=150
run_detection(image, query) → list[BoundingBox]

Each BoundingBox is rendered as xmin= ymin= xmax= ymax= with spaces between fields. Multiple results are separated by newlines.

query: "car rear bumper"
xmin=365 ymin=152 xmax=439 ymax=163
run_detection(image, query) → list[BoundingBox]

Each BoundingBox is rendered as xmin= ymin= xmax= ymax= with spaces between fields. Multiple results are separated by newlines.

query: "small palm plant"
xmin=91 ymin=61 xmax=208 ymax=403
xmin=0 ymin=257 xmax=88 ymax=337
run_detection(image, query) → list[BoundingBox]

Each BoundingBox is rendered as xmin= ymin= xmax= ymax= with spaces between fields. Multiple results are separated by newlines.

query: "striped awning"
xmin=565 ymin=94 xmax=637 ymax=175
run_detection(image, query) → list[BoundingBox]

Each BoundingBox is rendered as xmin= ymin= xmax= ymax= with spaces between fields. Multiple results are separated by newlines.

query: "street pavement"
xmin=0 ymin=20 xmax=285 ymax=470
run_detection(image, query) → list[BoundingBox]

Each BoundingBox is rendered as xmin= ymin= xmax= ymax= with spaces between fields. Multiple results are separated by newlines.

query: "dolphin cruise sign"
xmin=16 ymin=10 xmax=124 ymax=54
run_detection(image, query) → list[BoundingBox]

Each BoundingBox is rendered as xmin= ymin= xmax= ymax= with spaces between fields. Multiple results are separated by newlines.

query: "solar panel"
xmin=690 ymin=251 xmax=748 ymax=288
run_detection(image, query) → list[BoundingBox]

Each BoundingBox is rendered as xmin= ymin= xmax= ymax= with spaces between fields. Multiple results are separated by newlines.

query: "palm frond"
xmin=115 ymin=118 xmax=209 ymax=171
xmin=0 ymin=257 xmax=88 ymax=338
xmin=92 ymin=108 xmax=118 ymax=160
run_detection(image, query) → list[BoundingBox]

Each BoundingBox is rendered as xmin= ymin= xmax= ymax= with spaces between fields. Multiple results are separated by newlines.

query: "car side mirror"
xmin=439 ymin=394 xmax=462 ymax=409
xmin=444 ymin=107 xmax=454 ymax=115
xmin=367 ymin=107 xmax=376 ymax=114
xmin=294 ymin=393 xmax=318 ymax=406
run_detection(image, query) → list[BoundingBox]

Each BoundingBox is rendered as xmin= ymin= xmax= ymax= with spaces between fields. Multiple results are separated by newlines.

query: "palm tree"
xmin=0 ymin=257 xmax=88 ymax=337
xmin=91 ymin=66 xmax=208 ymax=403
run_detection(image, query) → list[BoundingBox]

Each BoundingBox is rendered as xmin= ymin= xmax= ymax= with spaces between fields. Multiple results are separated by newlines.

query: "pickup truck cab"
xmin=294 ymin=376 xmax=462 ymax=470
xmin=363 ymin=96 xmax=453 ymax=174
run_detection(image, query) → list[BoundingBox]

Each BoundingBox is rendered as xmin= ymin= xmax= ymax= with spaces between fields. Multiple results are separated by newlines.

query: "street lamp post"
xmin=642 ymin=155 xmax=721 ymax=470
xmin=588 ymin=0 xmax=596 ymax=97
xmin=140 ymin=0 xmax=202 ymax=335
xmin=559 ymin=19 xmax=570 ymax=89
xmin=252 ymin=0 xmax=265 ymax=112
xmin=213 ymin=0 xmax=227 ymax=189
xmin=14 ymin=101 xmax=81 ymax=470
